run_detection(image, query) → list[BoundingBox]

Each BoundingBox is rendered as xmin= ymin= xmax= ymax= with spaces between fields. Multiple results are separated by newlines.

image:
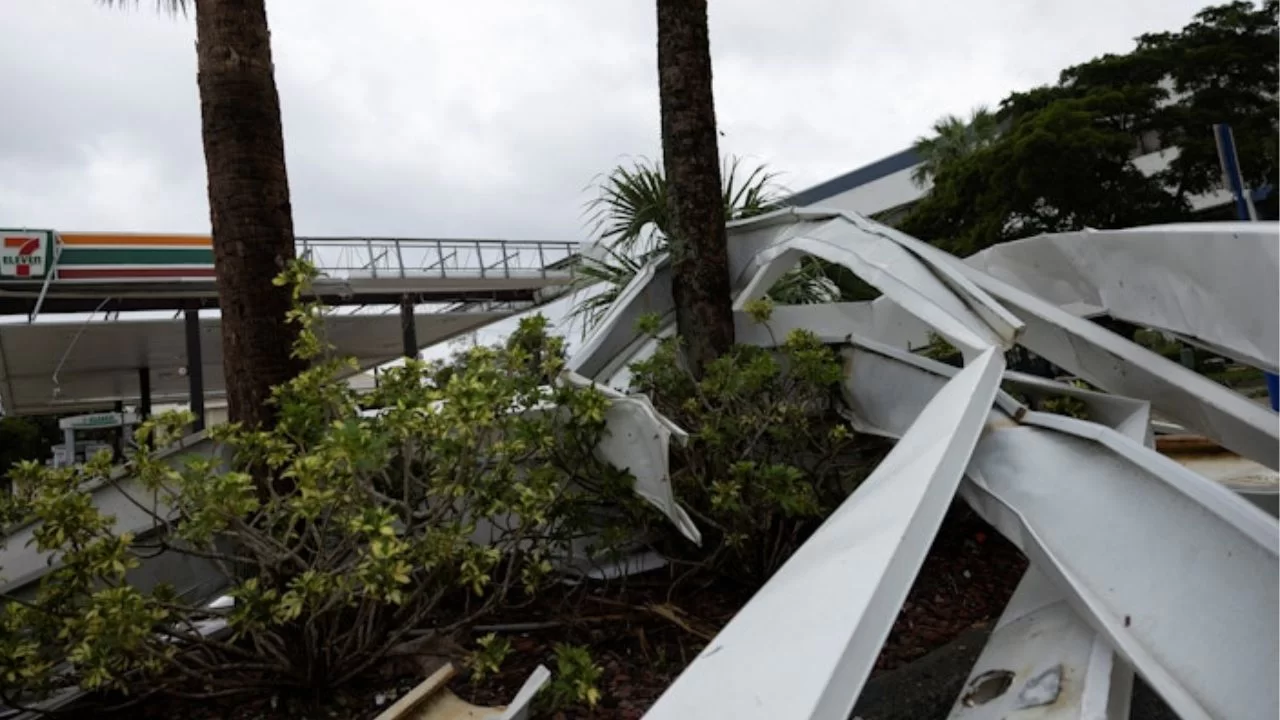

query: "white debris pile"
xmin=560 ymin=210 xmax=1277 ymax=720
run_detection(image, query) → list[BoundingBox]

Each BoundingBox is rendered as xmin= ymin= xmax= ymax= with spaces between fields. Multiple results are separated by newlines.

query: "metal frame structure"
xmin=564 ymin=209 xmax=1277 ymax=719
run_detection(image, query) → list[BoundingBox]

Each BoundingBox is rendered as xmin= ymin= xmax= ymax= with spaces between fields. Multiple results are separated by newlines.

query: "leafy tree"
xmin=0 ymin=263 xmax=887 ymax=713
xmin=902 ymin=88 xmax=1189 ymax=255
xmin=101 ymin=0 xmax=305 ymax=438
xmin=0 ymin=263 xmax=626 ymax=710
xmin=901 ymin=0 xmax=1277 ymax=254
xmin=656 ymin=0 xmax=735 ymax=377
xmin=910 ymin=106 xmax=1001 ymax=188
xmin=1136 ymin=0 xmax=1279 ymax=197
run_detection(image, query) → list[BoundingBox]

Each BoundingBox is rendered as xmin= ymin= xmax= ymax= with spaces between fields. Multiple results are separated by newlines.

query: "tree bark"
xmin=194 ymin=0 xmax=304 ymax=431
xmin=656 ymin=0 xmax=734 ymax=377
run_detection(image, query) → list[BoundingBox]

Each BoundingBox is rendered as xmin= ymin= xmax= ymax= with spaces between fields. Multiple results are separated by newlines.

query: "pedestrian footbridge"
xmin=0 ymin=229 xmax=578 ymax=416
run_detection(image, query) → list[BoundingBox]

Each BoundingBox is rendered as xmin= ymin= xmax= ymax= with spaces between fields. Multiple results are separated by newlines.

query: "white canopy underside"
xmin=0 ymin=310 xmax=507 ymax=415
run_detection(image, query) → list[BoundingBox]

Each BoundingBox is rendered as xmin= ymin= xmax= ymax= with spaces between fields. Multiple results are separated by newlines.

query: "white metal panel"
xmin=840 ymin=342 xmax=1279 ymax=720
xmin=727 ymin=209 xmax=1024 ymax=354
xmin=964 ymin=223 xmax=1280 ymax=372
xmin=840 ymin=214 xmax=1278 ymax=468
xmin=644 ymin=348 xmax=1006 ymax=720
xmin=802 ymin=165 xmax=927 ymax=217
xmin=596 ymin=321 xmax=673 ymax=392
xmin=566 ymin=260 xmax=671 ymax=381
xmin=1000 ymin=371 xmax=1153 ymax=447
xmin=946 ymin=567 xmax=1133 ymax=720
xmin=561 ymin=371 xmax=700 ymax=545
xmin=969 ymin=271 xmax=1277 ymax=469
xmin=572 ymin=209 xmax=1030 ymax=380
xmin=733 ymin=234 xmax=997 ymax=357
xmin=734 ymin=303 xmax=876 ymax=346
xmin=722 ymin=214 xmax=833 ymax=288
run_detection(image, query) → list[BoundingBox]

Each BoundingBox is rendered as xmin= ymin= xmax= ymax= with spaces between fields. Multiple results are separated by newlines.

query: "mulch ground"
xmin=82 ymin=502 xmax=1025 ymax=720
xmin=452 ymin=501 xmax=1027 ymax=719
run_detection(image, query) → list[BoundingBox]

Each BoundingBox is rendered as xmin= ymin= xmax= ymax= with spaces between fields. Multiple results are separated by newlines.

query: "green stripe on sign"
xmin=58 ymin=248 xmax=215 ymax=266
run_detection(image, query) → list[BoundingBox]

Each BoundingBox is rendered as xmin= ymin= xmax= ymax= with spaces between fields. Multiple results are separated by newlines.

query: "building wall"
xmin=810 ymin=166 xmax=927 ymax=217
xmin=796 ymin=145 xmax=1240 ymax=219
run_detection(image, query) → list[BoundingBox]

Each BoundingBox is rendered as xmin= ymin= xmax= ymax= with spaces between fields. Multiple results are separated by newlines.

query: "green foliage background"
xmin=901 ymin=0 xmax=1278 ymax=256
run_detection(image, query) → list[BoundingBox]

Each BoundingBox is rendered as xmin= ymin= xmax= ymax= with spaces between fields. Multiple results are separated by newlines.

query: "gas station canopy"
xmin=0 ymin=310 xmax=508 ymax=415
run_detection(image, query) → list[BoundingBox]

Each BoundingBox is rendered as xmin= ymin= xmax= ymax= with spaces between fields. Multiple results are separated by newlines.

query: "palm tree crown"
xmin=568 ymin=157 xmax=836 ymax=329
xmin=911 ymin=106 xmax=1001 ymax=188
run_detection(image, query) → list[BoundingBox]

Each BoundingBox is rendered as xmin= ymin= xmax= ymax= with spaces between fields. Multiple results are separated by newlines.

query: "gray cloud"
xmin=3 ymin=0 xmax=1214 ymax=242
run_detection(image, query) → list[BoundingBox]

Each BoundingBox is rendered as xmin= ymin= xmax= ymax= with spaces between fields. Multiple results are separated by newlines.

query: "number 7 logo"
xmin=3 ymin=236 xmax=43 ymax=277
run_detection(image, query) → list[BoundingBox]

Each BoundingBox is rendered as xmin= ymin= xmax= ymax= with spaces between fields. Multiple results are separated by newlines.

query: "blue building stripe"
xmin=786 ymin=147 xmax=922 ymax=207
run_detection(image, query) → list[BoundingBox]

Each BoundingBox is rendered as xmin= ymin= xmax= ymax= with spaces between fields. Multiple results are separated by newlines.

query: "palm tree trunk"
xmin=194 ymin=0 xmax=303 ymax=431
xmin=656 ymin=0 xmax=734 ymax=377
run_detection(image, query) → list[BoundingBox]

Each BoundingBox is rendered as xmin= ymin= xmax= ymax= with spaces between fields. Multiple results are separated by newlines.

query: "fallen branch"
xmin=585 ymin=596 xmax=718 ymax=641
xmin=470 ymin=613 xmax=629 ymax=634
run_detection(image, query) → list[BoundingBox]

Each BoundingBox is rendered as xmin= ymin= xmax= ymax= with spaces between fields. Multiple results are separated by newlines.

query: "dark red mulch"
xmin=452 ymin=502 xmax=1027 ymax=719
xmin=86 ymin=664 xmax=438 ymax=720
xmin=874 ymin=503 xmax=1027 ymax=673
xmin=452 ymin=580 xmax=751 ymax=720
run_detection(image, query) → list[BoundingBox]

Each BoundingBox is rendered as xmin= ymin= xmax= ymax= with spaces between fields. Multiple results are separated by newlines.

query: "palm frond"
xmin=722 ymin=156 xmax=785 ymax=220
xmin=574 ymin=154 xmax=837 ymax=321
xmin=911 ymin=107 xmax=1002 ymax=188
xmin=563 ymin=244 xmax=649 ymax=331
xmin=97 ymin=0 xmax=189 ymax=16
xmin=767 ymin=257 xmax=840 ymax=306
xmin=583 ymin=158 xmax=669 ymax=258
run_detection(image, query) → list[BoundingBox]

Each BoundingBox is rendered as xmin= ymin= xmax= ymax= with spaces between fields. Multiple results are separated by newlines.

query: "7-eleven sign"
xmin=1 ymin=230 xmax=53 ymax=279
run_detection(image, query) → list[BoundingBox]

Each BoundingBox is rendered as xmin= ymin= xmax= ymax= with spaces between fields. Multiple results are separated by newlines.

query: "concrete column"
xmin=112 ymin=400 xmax=124 ymax=461
xmin=400 ymin=294 xmax=418 ymax=359
xmin=62 ymin=427 xmax=75 ymax=465
xmin=184 ymin=308 xmax=205 ymax=432
xmin=138 ymin=366 xmax=152 ymax=420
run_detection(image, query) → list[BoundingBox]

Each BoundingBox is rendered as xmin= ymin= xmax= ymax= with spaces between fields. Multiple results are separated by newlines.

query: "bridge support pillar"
xmin=184 ymin=308 xmax=205 ymax=432
xmin=400 ymin=294 xmax=418 ymax=359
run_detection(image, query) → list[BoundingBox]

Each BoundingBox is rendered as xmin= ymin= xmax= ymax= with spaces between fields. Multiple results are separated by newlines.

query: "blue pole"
xmin=1214 ymin=122 xmax=1277 ymax=410
xmin=1214 ymin=124 xmax=1254 ymax=220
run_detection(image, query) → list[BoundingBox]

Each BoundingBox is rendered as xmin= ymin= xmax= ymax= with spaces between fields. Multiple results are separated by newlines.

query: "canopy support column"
xmin=138 ymin=367 xmax=151 ymax=420
xmin=112 ymin=400 xmax=124 ymax=462
xmin=184 ymin=308 xmax=205 ymax=432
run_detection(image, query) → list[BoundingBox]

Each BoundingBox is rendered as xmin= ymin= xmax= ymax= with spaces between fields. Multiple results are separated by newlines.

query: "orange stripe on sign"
xmin=59 ymin=233 xmax=212 ymax=247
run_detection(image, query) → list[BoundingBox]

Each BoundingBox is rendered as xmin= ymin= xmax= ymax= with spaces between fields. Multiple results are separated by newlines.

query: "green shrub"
xmin=919 ymin=331 xmax=963 ymax=365
xmin=541 ymin=643 xmax=602 ymax=711
xmin=626 ymin=314 xmax=864 ymax=583
xmin=0 ymin=262 xmax=622 ymax=709
xmin=465 ymin=633 xmax=512 ymax=683
xmin=1039 ymin=379 xmax=1092 ymax=420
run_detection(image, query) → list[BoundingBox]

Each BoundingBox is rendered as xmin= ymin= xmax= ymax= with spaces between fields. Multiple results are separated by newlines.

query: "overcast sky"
xmin=3 ymin=0 xmax=1215 ymax=244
